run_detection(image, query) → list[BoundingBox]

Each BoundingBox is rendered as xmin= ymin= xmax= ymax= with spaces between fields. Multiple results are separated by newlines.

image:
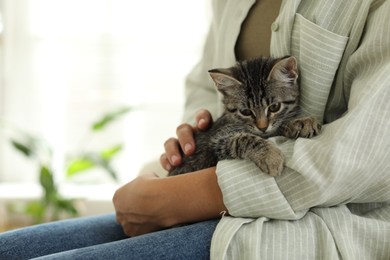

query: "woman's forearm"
xmin=163 ymin=167 xmax=228 ymax=226
xmin=113 ymin=167 xmax=227 ymax=236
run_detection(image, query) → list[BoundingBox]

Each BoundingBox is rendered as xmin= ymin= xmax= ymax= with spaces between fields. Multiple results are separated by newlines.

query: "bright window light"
xmin=0 ymin=0 xmax=210 ymax=187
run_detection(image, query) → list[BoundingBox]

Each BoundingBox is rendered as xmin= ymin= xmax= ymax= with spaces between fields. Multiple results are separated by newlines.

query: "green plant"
xmin=66 ymin=106 xmax=132 ymax=180
xmin=4 ymin=106 xmax=131 ymax=224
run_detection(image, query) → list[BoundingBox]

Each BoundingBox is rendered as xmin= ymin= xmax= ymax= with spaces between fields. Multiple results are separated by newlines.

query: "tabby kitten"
xmin=168 ymin=56 xmax=321 ymax=177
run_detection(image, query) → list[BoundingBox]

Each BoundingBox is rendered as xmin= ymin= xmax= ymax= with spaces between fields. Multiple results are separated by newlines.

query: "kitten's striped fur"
xmin=169 ymin=56 xmax=320 ymax=177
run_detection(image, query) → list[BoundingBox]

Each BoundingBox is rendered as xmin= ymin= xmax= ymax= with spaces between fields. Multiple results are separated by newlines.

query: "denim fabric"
xmin=0 ymin=214 xmax=218 ymax=260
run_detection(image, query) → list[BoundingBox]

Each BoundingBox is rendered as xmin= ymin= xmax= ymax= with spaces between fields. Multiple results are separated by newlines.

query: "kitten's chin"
xmin=255 ymin=127 xmax=278 ymax=138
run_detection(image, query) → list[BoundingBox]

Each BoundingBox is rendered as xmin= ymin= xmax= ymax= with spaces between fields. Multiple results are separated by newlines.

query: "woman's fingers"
xmin=160 ymin=109 xmax=213 ymax=172
xmin=162 ymin=138 xmax=182 ymax=170
xmin=195 ymin=109 xmax=213 ymax=130
xmin=176 ymin=123 xmax=196 ymax=156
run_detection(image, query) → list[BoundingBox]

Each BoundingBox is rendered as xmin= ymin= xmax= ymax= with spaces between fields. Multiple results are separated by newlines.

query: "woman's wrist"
xmin=159 ymin=167 xmax=228 ymax=227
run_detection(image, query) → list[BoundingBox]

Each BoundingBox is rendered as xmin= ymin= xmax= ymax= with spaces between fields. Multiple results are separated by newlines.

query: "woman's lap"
xmin=0 ymin=214 xmax=218 ymax=260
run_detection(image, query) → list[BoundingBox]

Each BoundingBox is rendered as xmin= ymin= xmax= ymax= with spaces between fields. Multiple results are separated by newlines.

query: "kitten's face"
xmin=209 ymin=56 xmax=300 ymax=137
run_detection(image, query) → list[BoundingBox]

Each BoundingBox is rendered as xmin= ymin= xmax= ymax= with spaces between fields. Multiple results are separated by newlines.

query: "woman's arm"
xmin=113 ymin=167 xmax=226 ymax=237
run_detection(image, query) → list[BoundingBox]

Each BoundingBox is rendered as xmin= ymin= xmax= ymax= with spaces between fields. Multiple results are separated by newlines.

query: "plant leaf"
xmin=99 ymin=160 xmax=118 ymax=181
xmin=92 ymin=106 xmax=132 ymax=131
xmin=55 ymin=198 xmax=79 ymax=216
xmin=25 ymin=201 xmax=46 ymax=224
xmin=39 ymin=165 xmax=57 ymax=199
xmin=66 ymin=158 xmax=96 ymax=177
xmin=66 ymin=150 xmax=121 ymax=181
xmin=10 ymin=139 xmax=33 ymax=157
xmin=10 ymin=135 xmax=53 ymax=159
xmin=100 ymin=144 xmax=123 ymax=161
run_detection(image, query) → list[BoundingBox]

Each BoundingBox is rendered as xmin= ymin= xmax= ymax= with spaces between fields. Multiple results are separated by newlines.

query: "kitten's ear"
xmin=208 ymin=68 xmax=242 ymax=94
xmin=267 ymin=56 xmax=298 ymax=83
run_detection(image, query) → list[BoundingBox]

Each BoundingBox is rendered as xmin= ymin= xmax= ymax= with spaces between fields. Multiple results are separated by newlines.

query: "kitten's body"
xmin=169 ymin=56 xmax=320 ymax=177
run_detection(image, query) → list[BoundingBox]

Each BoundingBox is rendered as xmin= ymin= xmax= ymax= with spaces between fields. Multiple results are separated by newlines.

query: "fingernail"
xmin=171 ymin=155 xmax=179 ymax=165
xmin=166 ymin=164 xmax=172 ymax=171
xmin=184 ymin=143 xmax=193 ymax=154
xmin=199 ymin=118 xmax=206 ymax=128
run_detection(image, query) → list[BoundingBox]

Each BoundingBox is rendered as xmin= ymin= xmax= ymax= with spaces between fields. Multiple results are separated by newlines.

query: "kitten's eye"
xmin=268 ymin=103 xmax=281 ymax=113
xmin=239 ymin=109 xmax=253 ymax=117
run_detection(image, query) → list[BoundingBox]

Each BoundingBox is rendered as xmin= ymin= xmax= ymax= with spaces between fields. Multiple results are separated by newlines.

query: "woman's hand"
xmin=113 ymin=172 xmax=174 ymax=237
xmin=160 ymin=109 xmax=213 ymax=171
xmin=113 ymin=168 xmax=227 ymax=237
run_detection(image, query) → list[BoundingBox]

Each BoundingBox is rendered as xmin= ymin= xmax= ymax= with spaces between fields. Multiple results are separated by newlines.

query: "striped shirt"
xmin=184 ymin=0 xmax=390 ymax=259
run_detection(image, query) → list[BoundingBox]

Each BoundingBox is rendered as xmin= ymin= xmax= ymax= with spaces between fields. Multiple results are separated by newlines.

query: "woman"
xmin=1 ymin=0 xmax=390 ymax=259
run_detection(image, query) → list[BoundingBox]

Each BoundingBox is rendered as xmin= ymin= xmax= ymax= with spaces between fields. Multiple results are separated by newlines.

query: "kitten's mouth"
xmin=254 ymin=127 xmax=270 ymax=136
xmin=255 ymin=125 xmax=277 ymax=137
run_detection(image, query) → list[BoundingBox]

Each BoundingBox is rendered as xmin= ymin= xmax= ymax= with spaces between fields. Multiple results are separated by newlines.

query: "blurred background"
xmin=0 ymin=0 xmax=210 ymax=229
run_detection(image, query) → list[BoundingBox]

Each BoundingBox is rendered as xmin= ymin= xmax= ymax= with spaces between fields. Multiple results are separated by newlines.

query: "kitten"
xmin=168 ymin=56 xmax=321 ymax=177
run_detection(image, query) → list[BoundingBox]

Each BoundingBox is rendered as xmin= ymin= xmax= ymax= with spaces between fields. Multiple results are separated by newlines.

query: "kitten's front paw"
xmin=254 ymin=144 xmax=284 ymax=177
xmin=283 ymin=117 xmax=321 ymax=139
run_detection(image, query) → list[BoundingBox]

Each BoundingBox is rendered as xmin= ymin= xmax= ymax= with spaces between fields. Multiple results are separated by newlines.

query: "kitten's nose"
xmin=257 ymin=118 xmax=269 ymax=132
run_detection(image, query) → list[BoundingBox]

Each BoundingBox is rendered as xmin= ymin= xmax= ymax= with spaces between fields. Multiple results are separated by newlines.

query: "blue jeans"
xmin=0 ymin=214 xmax=219 ymax=259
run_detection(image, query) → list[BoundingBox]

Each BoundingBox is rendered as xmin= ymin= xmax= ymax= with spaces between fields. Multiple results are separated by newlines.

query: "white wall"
xmin=0 ymin=0 xmax=210 ymax=187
